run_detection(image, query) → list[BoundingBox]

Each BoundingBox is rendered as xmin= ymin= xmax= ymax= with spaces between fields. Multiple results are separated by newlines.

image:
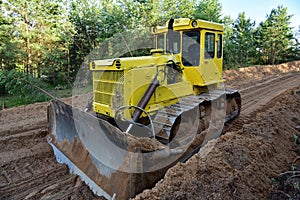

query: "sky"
xmin=219 ymin=0 xmax=300 ymax=30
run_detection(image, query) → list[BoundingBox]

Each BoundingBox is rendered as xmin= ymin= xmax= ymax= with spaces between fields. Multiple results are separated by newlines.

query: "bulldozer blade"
xmin=48 ymin=100 xmax=192 ymax=199
xmin=47 ymin=99 xmax=148 ymax=199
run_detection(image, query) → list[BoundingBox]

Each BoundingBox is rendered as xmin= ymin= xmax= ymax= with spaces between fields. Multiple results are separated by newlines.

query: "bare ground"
xmin=0 ymin=61 xmax=300 ymax=199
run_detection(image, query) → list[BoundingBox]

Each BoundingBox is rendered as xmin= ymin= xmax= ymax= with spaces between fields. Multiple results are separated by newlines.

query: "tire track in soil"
xmin=0 ymin=137 xmax=99 ymax=200
xmin=225 ymin=71 xmax=300 ymax=133
xmin=0 ymin=128 xmax=48 ymax=152
xmin=239 ymin=72 xmax=300 ymax=116
xmin=0 ymin=104 xmax=100 ymax=199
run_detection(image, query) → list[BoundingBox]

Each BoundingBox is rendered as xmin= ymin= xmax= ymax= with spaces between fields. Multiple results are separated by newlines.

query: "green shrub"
xmin=0 ymin=70 xmax=51 ymax=105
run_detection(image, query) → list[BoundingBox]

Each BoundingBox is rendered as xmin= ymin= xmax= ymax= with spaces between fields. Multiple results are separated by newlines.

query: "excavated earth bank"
xmin=0 ymin=61 xmax=299 ymax=199
xmin=135 ymin=87 xmax=300 ymax=200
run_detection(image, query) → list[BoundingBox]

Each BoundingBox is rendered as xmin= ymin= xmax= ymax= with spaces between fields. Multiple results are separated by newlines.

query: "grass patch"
xmin=0 ymin=93 xmax=50 ymax=108
xmin=48 ymin=87 xmax=73 ymax=98
xmin=1 ymin=84 xmax=92 ymax=109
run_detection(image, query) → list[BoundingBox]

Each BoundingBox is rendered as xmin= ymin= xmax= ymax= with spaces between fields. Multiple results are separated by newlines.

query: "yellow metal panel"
xmin=93 ymin=70 xmax=124 ymax=117
xmin=199 ymin=30 xmax=222 ymax=84
xmin=155 ymin=82 xmax=193 ymax=102
xmin=91 ymin=56 xmax=158 ymax=71
xmin=151 ymin=18 xmax=223 ymax=34
xmin=130 ymin=67 xmax=156 ymax=106
xmin=93 ymin=102 xmax=112 ymax=117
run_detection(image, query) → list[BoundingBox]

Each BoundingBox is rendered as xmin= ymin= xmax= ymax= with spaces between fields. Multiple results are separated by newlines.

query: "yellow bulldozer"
xmin=47 ymin=18 xmax=241 ymax=199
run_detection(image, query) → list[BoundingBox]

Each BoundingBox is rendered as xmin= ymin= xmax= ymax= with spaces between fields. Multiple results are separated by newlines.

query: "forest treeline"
xmin=0 ymin=0 xmax=300 ymax=87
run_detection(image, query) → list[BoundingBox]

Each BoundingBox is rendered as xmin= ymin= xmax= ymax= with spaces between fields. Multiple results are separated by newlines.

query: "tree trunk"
xmin=67 ymin=48 xmax=71 ymax=79
xmin=24 ymin=2 xmax=32 ymax=75
xmin=0 ymin=58 xmax=3 ymax=70
xmin=37 ymin=24 xmax=42 ymax=78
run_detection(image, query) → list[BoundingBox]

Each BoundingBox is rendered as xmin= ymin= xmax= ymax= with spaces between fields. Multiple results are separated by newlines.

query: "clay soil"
xmin=1 ymin=61 xmax=300 ymax=199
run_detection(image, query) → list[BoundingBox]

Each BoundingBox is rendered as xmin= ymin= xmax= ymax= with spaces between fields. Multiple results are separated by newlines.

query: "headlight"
xmin=152 ymin=27 xmax=157 ymax=33
xmin=192 ymin=20 xmax=197 ymax=27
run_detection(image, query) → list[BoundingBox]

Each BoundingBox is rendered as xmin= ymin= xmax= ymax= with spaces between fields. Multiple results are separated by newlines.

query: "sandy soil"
xmin=0 ymin=99 xmax=99 ymax=199
xmin=135 ymin=86 xmax=300 ymax=200
xmin=0 ymin=61 xmax=299 ymax=199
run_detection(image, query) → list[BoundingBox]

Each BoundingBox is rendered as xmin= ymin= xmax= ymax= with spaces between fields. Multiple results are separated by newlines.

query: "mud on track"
xmin=0 ymin=61 xmax=299 ymax=199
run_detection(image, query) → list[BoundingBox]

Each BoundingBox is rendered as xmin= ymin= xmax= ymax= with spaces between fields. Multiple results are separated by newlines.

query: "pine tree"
xmin=223 ymin=13 xmax=256 ymax=68
xmin=0 ymin=5 xmax=19 ymax=70
xmin=294 ymin=26 xmax=300 ymax=60
xmin=223 ymin=15 xmax=236 ymax=69
xmin=232 ymin=12 xmax=256 ymax=67
xmin=256 ymin=6 xmax=294 ymax=64
xmin=194 ymin=0 xmax=222 ymax=22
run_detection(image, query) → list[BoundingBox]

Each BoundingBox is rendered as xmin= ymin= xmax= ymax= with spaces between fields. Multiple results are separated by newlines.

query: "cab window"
xmin=182 ymin=31 xmax=200 ymax=66
xmin=217 ymin=34 xmax=222 ymax=58
xmin=205 ymin=32 xmax=215 ymax=59
xmin=166 ymin=31 xmax=180 ymax=54
xmin=157 ymin=34 xmax=164 ymax=50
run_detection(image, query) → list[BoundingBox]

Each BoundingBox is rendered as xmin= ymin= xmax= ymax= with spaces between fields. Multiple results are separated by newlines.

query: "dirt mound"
xmin=134 ymin=88 xmax=300 ymax=199
xmin=223 ymin=60 xmax=300 ymax=90
xmin=0 ymin=101 xmax=48 ymax=136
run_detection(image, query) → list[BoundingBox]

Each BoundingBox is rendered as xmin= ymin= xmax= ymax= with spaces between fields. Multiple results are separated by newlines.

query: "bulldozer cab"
xmin=151 ymin=18 xmax=224 ymax=87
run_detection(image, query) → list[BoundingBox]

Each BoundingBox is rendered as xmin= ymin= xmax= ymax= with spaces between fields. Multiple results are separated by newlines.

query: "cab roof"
xmin=151 ymin=18 xmax=223 ymax=34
